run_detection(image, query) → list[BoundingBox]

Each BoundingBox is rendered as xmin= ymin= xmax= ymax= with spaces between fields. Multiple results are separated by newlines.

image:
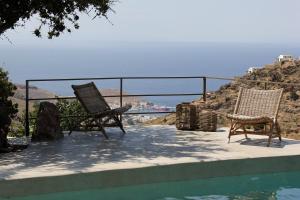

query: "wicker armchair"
xmin=227 ymin=87 xmax=283 ymax=146
xmin=71 ymin=82 xmax=131 ymax=139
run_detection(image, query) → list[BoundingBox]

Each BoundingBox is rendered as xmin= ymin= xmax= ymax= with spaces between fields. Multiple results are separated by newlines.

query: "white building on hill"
xmin=247 ymin=67 xmax=258 ymax=74
xmin=278 ymin=55 xmax=294 ymax=62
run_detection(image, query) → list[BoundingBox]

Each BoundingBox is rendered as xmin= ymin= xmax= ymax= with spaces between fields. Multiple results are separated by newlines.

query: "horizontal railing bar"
xmin=124 ymin=93 xmax=202 ymax=97
xmin=27 ymin=77 xmax=122 ymax=82
xmin=122 ymin=76 xmax=204 ymax=79
xmin=206 ymin=76 xmax=235 ymax=81
xmin=123 ymin=111 xmax=175 ymax=115
xmin=28 ymin=96 xmax=76 ymax=101
xmin=27 ymin=76 xmax=300 ymax=87
xmin=26 ymin=75 xmax=300 ymax=86
xmin=28 ymin=93 xmax=203 ymax=101
xmin=26 ymin=76 xmax=205 ymax=82
xmin=28 ymin=111 xmax=175 ymax=120
xmin=28 ymin=96 xmax=116 ymax=101
xmin=26 ymin=77 xmax=300 ymax=102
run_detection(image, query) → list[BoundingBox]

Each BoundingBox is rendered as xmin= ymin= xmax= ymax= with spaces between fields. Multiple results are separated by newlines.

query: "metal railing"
xmin=25 ymin=75 xmax=300 ymax=137
xmin=25 ymin=76 xmax=208 ymax=136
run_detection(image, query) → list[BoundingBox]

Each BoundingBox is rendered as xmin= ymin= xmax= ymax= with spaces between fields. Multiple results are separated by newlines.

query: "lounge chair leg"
xmin=113 ymin=116 xmax=126 ymax=135
xmin=120 ymin=126 xmax=126 ymax=135
xmin=101 ymin=128 xmax=109 ymax=139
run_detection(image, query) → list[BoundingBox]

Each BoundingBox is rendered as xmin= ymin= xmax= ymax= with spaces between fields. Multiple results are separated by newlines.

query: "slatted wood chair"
xmin=71 ymin=82 xmax=132 ymax=139
xmin=227 ymin=87 xmax=283 ymax=146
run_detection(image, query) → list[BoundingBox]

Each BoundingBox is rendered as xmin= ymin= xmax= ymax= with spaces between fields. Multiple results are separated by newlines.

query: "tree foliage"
xmin=56 ymin=99 xmax=86 ymax=131
xmin=0 ymin=68 xmax=18 ymax=151
xmin=0 ymin=0 xmax=114 ymax=39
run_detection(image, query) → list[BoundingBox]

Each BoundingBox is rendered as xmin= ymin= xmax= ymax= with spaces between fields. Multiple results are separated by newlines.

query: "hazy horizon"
xmin=1 ymin=0 xmax=300 ymax=47
xmin=1 ymin=0 xmax=300 ymax=105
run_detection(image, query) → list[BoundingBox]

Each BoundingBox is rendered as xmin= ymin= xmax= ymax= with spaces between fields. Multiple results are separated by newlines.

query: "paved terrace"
xmin=1 ymin=125 xmax=300 ymax=180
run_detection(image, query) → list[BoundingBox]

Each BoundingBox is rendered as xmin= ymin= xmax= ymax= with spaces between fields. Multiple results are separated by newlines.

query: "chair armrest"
xmin=88 ymin=104 xmax=132 ymax=117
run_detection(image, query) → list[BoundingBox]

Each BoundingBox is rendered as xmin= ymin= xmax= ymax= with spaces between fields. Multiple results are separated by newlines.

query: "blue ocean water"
xmin=1 ymin=42 xmax=300 ymax=106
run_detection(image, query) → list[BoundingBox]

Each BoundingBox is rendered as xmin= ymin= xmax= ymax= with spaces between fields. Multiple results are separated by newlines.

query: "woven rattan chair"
xmin=71 ymin=82 xmax=132 ymax=139
xmin=227 ymin=87 xmax=283 ymax=146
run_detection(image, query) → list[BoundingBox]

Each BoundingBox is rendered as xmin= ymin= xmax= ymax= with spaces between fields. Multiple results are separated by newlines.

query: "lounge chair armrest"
xmin=88 ymin=104 xmax=132 ymax=117
xmin=111 ymin=104 xmax=132 ymax=114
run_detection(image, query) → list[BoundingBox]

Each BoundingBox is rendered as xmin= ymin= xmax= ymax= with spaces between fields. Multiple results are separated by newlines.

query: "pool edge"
xmin=1 ymin=155 xmax=300 ymax=198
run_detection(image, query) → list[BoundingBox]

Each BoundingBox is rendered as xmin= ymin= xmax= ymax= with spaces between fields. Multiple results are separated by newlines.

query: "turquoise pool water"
xmin=2 ymin=170 xmax=300 ymax=200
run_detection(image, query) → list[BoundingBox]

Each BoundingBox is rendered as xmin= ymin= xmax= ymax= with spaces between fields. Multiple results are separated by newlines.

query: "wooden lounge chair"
xmin=227 ymin=87 xmax=283 ymax=146
xmin=71 ymin=82 xmax=132 ymax=139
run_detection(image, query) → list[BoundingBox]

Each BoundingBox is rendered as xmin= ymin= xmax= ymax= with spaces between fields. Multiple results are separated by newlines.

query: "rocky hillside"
xmin=145 ymin=60 xmax=300 ymax=139
xmin=11 ymin=84 xmax=56 ymax=114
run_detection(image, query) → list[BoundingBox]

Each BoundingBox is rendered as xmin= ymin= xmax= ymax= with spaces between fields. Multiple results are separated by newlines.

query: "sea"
xmin=1 ymin=42 xmax=300 ymax=107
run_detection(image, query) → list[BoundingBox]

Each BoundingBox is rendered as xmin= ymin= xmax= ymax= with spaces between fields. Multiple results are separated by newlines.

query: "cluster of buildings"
xmin=247 ymin=54 xmax=299 ymax=74
xmin=110 ymin=100 xmax=174 ymax=124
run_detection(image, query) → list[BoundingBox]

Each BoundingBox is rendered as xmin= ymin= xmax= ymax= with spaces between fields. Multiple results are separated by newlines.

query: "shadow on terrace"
xmin=0 ymin=126 xmax=229 ymax=179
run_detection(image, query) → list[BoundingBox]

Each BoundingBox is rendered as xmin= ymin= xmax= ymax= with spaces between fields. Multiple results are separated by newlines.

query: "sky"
xmin=1 ymin=0 xmax=300 ymax=47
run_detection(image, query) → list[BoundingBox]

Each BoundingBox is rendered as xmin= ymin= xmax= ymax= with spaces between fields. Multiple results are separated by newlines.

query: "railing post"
xmin=120 ymin=78 xmax=123 ymax=122
xmin=203 ymin=77 xmax=207 ymax=102
xmin=25 ymin=80 xmax=29 ymax=137
xmin=264 ymin=82 xmax=267 ymax=90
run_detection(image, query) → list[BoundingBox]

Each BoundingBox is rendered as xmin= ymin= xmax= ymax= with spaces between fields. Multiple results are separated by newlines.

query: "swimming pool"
xmin=1 ymin=155 xmax=300 ymax=200
xmin=2 ymin=170 xmax=300 ymax=200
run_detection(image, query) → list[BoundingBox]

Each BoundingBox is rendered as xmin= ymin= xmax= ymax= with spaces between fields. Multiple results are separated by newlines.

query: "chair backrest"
xmin=72 ymin=82 xmax=110 ymax=114
xmin=234 ymin=87 xmax=283 ymax=119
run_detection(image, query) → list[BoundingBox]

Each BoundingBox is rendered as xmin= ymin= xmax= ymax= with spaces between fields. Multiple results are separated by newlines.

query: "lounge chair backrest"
xmin=234 ymin=87 xmax=283 ymax=119
xmin=72 ymin=82 xmax=110 ymax=114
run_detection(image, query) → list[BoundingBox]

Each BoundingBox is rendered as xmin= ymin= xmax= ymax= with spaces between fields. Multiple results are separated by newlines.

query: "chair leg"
xmin=120 ymin=126 xmax=126 ymax=135
xmin=100 ymin=126 xmax=109 ymax=139
xmin=242 ymin=125 xmax=248 ymax=139
xmin=113 ymin=116 xmax=126 ymax=135
xmin=267 ymin=135 xmax=272 ymax=147
xmin=267 ymin=123 xmax=274 ymax=147
xmin=275 ymin=122 xmax=282 ymax=141
xmin=96 ymin=118 xmax=109 ymax=139
xmin=228 ymin=120 xmax=234 ymax=143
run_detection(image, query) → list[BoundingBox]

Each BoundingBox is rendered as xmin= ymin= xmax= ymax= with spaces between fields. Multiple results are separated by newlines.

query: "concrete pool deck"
xmin=1 ymin=125 xmax=300 ymax=181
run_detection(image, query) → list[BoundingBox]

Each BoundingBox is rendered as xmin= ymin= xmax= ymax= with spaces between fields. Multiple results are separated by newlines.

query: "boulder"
xmin=32 ymin=102 xmax=63 ymax=141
